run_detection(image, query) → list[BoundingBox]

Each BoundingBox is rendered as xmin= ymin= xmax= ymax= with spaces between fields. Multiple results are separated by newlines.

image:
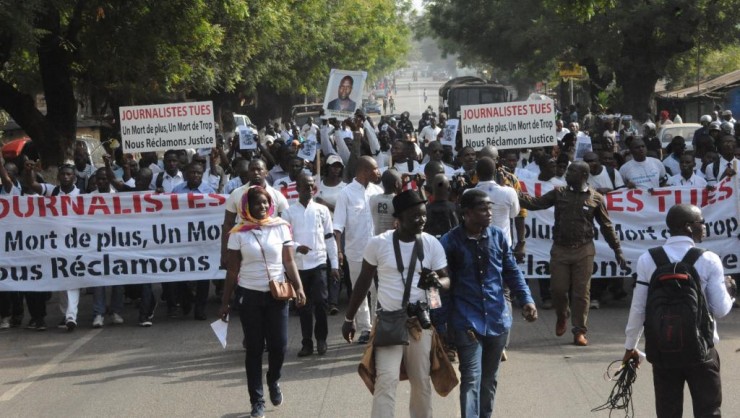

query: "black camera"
xmin=407 ymin=301 xmax=432 ymax=329
xmin=418 ymin=268 xmax=440 ymax=290
xmin=451 ymin=172 xmax=473 ymax=194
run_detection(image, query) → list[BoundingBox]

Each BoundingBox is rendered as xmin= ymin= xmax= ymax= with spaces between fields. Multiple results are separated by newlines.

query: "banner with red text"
xmin=518 ymin=177 xmax=740 ymax=278
xmin=0 ymin=193 xmax=226 ymax=291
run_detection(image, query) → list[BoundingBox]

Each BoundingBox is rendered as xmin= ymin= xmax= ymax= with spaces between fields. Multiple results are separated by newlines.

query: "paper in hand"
xmin=210 ymin=316 xmax=229 ymax=349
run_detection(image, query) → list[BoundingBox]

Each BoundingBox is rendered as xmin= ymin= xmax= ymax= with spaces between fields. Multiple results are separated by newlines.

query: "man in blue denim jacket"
xmin=440 ymin=189 xmax=538 ymax=418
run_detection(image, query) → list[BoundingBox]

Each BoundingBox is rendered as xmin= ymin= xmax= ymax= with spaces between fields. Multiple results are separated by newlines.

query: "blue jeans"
xmin=454 ymin=328 xmax=509 ymax=418
xmin=238 ymin=288 xmax=288 ymax=405
xmin=92 ymin=286 xmax=124 ymax=316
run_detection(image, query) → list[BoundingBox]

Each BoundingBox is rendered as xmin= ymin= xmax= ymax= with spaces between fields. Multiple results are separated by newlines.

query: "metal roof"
xmin=656 ymin=69 xmax=740 ymax=99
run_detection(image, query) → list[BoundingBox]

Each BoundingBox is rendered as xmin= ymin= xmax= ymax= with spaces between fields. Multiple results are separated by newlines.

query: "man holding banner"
xmin=519 ymin=161 xmax=625 ymax=346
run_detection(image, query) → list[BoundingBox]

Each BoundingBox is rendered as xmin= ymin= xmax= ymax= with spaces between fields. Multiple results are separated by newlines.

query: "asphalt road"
xmin=2 ymin=282 xmax=740 ymax=418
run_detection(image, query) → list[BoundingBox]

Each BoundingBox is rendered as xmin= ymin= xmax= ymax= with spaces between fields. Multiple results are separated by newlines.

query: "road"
xmin=369 ymin=76 xmax=444 ymax=122
xmin=2 ymin=283 xmax=740 ymax=418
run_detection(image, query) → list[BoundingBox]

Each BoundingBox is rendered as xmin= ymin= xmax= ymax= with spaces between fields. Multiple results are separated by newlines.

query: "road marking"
xmin=0 ymin=329 xmax=101 ymax=402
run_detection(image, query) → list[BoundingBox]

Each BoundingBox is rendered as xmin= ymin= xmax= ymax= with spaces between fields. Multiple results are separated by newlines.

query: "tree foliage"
xmin=0 ymin=0 xmax=410 ymax=165
xmin=424 ymin=0 xmax=740 ymax=116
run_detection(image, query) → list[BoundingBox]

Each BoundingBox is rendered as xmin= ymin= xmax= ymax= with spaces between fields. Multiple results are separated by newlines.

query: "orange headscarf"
xmin=230 ymin=186 xmax=289 ymax=233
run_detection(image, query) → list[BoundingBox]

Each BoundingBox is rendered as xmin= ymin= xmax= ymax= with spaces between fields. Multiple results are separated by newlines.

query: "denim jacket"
xmin=440 ymin=225 xmax=534 ymax=337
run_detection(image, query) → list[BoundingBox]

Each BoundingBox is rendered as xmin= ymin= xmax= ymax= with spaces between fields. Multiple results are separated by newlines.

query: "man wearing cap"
xmin=440 ymin=189 xmax=537 ymax=418
xmin=342 ymin=190 xmax=449 ymax=418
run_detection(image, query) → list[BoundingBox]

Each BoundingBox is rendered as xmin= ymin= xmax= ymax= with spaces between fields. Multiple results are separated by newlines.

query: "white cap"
xmin=326 ymin=154 xmax=344 ymax=166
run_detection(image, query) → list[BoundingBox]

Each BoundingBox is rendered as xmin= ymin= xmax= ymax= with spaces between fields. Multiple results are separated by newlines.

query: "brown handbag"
xmin=252 ymin=231 xmax=296 ymax=300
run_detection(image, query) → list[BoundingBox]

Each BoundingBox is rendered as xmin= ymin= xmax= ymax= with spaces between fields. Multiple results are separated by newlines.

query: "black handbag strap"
xmin=392 ymin=231 xmax=421 ymax=308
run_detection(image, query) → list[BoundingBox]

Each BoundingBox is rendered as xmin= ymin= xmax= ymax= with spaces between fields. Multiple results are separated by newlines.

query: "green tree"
xmin=425 ymin=0 xmax=740 ymax=116
xmin=0 ymin=0 xmax=411 ymax=165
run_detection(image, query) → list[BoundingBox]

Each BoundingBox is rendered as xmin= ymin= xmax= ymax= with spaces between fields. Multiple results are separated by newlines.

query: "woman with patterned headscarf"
xmin=219 ymin=185 xmax=306 ymax=418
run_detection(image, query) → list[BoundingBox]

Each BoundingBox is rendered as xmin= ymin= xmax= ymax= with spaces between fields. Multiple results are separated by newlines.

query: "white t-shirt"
xmin=316 ymin=179 xmax=347 ymax=211
xmin=662 ymin=154 xmax=681 ymax=177
xmin=470 ymin=181 xmax=519 ymax=246
xmin=363 ymin=231 xmax=447 ymax=311
xmin=588 ymin=166 xmax=624 ymax=191
xmin=227 ymin=224 xmax=293 ymax=292
xmin=419 ymin=125 xmax=441 ymax=143
xmin=225 ymin=183 xmax=289 ymax=220
xmin=619 ymin=157 xmax=666 ymax=189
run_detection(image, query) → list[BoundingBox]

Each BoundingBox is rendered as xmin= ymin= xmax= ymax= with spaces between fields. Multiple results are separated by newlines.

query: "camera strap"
xmin=392 ymin=231 xmax=421 ymax=309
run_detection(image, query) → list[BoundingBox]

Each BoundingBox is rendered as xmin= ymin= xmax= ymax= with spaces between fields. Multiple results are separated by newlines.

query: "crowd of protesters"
xmin=1 ymin=99 xmax=739 ymax=417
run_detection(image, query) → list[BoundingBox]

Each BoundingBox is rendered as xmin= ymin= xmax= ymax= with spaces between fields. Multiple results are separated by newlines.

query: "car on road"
xmin=290 ymin=103 xmax=323 ymax=128
xmin=372 ymin=88 xmax=387 ymax=99
xmin=362 ymin=99 xmax=382 ymax=115
xmin=432 ymin=71 xmax=451 ymax=81
xmin=658 ymin=123 xmax=701 ymax=151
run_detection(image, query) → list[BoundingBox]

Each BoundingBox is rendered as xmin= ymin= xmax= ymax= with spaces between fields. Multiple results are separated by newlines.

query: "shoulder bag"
xmin=373 ymin=232 xmax=421 ymax=347
xmin=252 ymin=230 xmax=296 ymax=300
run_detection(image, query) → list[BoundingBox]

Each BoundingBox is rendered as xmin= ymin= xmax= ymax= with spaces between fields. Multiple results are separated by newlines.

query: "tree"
xmin=424 ymin=0 xmax=740 ymax=116
xmin=0 ymin=0 xmax=411 ymax=165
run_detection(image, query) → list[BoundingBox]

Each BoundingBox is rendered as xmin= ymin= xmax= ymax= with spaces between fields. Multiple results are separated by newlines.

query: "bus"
xmin=439 ymin=76 xmax=517 ymax=119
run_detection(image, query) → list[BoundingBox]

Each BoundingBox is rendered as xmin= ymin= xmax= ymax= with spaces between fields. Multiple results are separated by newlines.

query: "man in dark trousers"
xmin=623 ymin=204 xmax=733 ymax=418
xmin=519 ymin=161 xmax=625 ymax=346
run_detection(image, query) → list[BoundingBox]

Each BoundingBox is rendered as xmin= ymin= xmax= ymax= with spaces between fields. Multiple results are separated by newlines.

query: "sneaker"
xmin=57 ymin=319 xmax=68 ymax=329
xmin=66 ymin=319 xmax=77 ymax=331
xmin=357 ymin=331 xmax=371 ymax=344
xmin=111 ymin=313 xmax=124 ymax=325
xmin=0 ymin=317 xmax=10 ymax=330
xmin=590 ymin=300 xmax=600 ymax=310
xmin=92 ymin=315 xmax=104 ymax=328
xmin=328 ymin=305 xmax=339 ymax=315
xmin=138 ymin=314 xmax=153 ymax=327
xmin=269 ymin=383 xmax=283 ymax=406
xmin=35 ymin=319 xmax=46 ymax=331
xmin=250 ymin=401 xmax=265 ymax=418
xmin=541 ymin=299 xmax=553 ymax=310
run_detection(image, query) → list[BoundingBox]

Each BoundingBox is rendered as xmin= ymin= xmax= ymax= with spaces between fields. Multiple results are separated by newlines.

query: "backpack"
xmin=641 ymin=246 xmax=714 ymax=368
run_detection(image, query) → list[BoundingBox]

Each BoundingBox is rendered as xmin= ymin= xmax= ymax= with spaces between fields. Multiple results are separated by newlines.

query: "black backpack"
xmin=641 ymin=246 xmax=714 ymax=368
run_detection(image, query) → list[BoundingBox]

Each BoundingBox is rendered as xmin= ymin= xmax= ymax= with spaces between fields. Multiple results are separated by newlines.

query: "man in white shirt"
xmin=301 ymin=117 xmax=319 ymax=138
xmin=622 ymin=204 xmax=733 ymax=417
xmin=333 ymin=156 xmax=382 ymax=344
xmin=282 ymin=174 xmax=340 ymax=357
xmin=150 ymin=150 xmax=184 ymax=192
xmin=662 ymin=136 xmax=686 ymax=177
xmin=584 ymin=151 xmax=624 ymax=193
xmin=419 ymin=141 xmax=455 ymax=178
xmin=24 ymin=161 xmax=82 ymax=331
xmin=704 ymin=135 xmax=738 ymax=187
xmin=419 ymin=118 xmax=441 ymax=144
xmin=0 ymin=156 xmax=21 ymax=196
xmin=619 ymin=138 xmax=667 ymax=189
xmin=667 ymin=154 xmax=707 ymax=187
xmin=555 ymin=119 xmax=570 ymax=142
xmin=388 ymin=140 xmax=421 ymax=175
xmin=470 ymin=157 xmax=519 ymax=246
xmin=342 ymin=190 xmax=449 ymax=418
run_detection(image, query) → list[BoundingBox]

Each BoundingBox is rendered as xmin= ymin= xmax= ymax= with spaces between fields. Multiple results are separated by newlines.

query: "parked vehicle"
xmin=362 ymin=99 xmax=382 ymax=114
xmin=438 ymin=76 xmax=516 ymax=119
xmin=658 ymin=123 xmax=701 ymax=151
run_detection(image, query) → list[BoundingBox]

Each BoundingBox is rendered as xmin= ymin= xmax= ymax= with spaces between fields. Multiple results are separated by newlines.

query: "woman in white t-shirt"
xmin=219 ymin=186 xmax=305 ymax=417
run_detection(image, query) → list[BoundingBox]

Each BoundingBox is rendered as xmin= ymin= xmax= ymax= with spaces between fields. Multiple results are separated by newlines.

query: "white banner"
xmin=519 ymin=177 xmax=740 ymax=278
xmin=119 ymin=101 xmax=216 ymax=153
xmin=461 ymin=98 xmax=556 ymax=151
xmin=0 ymin=193 xmax=226 ymax=291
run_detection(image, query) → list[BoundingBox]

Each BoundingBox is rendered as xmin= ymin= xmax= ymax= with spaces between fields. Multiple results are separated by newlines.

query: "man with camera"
xmin=342 ymin=190 xmax=449 ymax=418
xmin=440 ymin=189 xmax=537 ymax=418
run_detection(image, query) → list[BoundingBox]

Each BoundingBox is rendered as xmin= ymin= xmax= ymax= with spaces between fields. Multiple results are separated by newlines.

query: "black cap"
xmin=392 ymin=190 xmax=427 ymax=217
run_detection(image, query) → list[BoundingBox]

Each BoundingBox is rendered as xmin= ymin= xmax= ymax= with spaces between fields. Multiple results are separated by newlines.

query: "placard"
xmin=120 ymin=101 xmax=215 ymax=152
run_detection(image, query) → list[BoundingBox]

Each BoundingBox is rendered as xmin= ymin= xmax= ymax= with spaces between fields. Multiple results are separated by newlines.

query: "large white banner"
xmin=519 ymin=177 xmax=740 ymax=278
xmin=119 ymin=101 xmax=216 ymax=153
xmin=461 ymin=98 xmax=557 ymax=151
xmin=0 ymin=193 xmax=226 ymax=291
